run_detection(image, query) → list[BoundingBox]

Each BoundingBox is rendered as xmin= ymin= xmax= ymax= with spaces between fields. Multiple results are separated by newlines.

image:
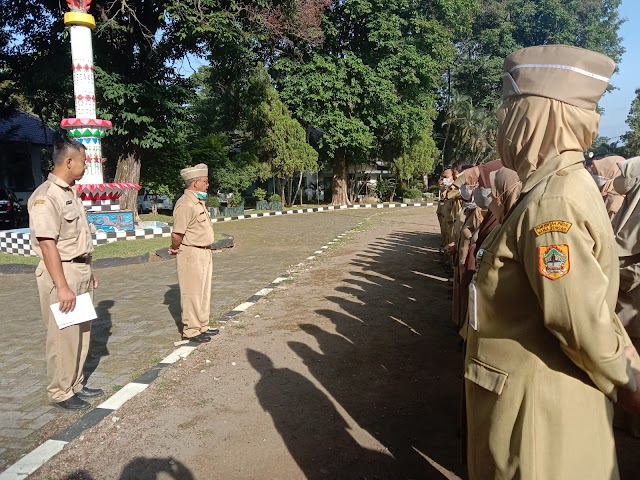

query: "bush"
xmin=268 ymin=193 xmax=282 ymax=203
xmin=402 ymin=188 xmax=423 ymax=200
xmin=427 ymin=185 xmax=440 ymax=196
xmin=206 ymin=195 xmax=220 ymax=208
xmin=254 ymin=187 xmax=267 ymax=201
xmin=227 ymin=191 xmax=245 ymax=207
xmin=376 ymin=178 xmax=396 ymax=201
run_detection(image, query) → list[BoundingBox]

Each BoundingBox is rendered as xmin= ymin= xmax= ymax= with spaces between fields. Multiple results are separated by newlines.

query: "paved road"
xmin=0 ymin=208 xmax=409 ymax=471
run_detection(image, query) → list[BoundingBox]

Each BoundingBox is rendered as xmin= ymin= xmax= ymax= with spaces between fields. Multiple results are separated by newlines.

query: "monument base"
xmin=87 ymin=210 xmax=135 ymax=232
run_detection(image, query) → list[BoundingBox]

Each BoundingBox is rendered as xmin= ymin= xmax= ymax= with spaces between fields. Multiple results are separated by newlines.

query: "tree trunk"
xmin=422 ymin=174 xmax=429 ymax=190
xmin=331 ymin=148 xmax=351 ymax=206
xmin=114 ymin=151 xmax=141 ymax=222
xmin=293 ymin=172 xmax=304 ymax=206
xmin=280 ymin=178 xmax=285 ymax=207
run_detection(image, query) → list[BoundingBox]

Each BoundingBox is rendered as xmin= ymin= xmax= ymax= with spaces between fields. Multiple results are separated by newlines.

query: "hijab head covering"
xmin=612 ymin=157 xmax=640 ymax=257
xmin=591 ymin=155 xmax=625 ymax=218
xmin=489 ymin=167 xmax=522 ymax=222
xmin=497 ymin=45 xmax=615 ymax=182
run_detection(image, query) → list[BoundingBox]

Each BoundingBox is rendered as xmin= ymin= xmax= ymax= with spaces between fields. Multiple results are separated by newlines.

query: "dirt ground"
xmin=27 ymin=208 xmax=640 ymax=480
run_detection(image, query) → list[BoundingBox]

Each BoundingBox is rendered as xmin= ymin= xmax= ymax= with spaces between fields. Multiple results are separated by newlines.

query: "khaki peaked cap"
xmin=180 ymin=163 xmax=208 ymax=181
xmin=502 ymin=45 xmax=615 ymax=110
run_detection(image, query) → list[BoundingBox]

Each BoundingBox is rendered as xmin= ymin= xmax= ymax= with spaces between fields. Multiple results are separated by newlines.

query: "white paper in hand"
xmin=51 ymin=293 xmax=97 ymax=329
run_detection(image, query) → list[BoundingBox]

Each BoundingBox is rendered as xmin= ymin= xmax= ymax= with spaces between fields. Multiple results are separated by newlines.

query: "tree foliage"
xmin=622 ymin=88 xmax=640 ymax=157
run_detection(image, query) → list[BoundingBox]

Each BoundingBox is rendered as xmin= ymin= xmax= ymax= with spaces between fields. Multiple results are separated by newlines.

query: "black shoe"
xmin=203 ymin=328 xmax=220 ymax=337
xmin=51 ymin=395 xmax=90 ymax=411
xmin=182 ymin=333 xmax=211 ymax=343
xmin=76 ymin=386 xmax=104 ymax=399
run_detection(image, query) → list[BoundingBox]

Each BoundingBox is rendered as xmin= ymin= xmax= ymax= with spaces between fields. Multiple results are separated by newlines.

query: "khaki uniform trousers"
xmin=36 ymin=261 xmax=93 ymax=402
xmin=177 ymin=245 xmax=213 ymax=338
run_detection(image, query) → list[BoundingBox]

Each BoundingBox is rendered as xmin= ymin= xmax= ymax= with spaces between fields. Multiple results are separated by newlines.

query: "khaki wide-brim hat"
xmin=180 ymin=163 xmax=208 ymax=181
xmin=502 ymin=45 xmax=615 ymax=110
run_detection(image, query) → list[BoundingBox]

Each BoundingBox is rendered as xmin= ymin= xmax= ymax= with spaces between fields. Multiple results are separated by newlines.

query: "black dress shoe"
xmin=182 ymin=333 xmax=211 ymax=343
xmin=76 ymin=386 xmax=104 ymax=399
xmin=203 ymin=328 xmax=220 ymax=337
xmin=52 ymin=395 xmax=90 ymax=411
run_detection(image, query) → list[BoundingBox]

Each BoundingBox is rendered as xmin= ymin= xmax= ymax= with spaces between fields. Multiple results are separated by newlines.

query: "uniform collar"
xmin=48 ymin=173 xmax=74 ymax=191
xmin=520 ymin=152 xmax=586 ymax=194
xmin=184 ymin=189 xmax=202 ymax=204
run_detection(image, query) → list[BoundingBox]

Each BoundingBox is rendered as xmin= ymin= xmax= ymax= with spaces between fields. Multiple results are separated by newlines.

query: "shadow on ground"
xmin=84 ymin=300 xmax=114 ymax=380
xmin=249 ymin=228 xmax=466 ymax=479
xmin=163 ymin=284 xmax=183 ymax=335
xmin=60 ymin=457 xmax=194 ymax=480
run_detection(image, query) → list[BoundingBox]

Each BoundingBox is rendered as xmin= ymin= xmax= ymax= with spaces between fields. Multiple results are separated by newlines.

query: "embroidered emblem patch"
xmin=34 ymin=199 xmax=45 ymax=205
xmin=534 ymin=221 xmax=572 ymax=236
xmin=538 ymin=244 xmax=570 ymax=280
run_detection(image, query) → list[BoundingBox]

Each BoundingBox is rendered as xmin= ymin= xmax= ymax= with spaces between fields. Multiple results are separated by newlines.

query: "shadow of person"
xmin=84 ymin=299 xmax=114 ymax=380
xmin=118 ymin=457 xmax=194 ymax=480
xmin=247 ymin=349 xmax=400 ymax=479
xmin=285 ymin=228 xmax=465 ymax=478
xmin=163 ymin=284 xmax=183 ymax=334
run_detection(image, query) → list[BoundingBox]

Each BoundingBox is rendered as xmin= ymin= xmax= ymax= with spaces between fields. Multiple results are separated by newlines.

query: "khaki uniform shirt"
xmin=173 ymin=190 xmax=214 ymax=247
xmin=464 ymin=152 xmax=640 ymax=479
xmin=28 ymin=174 xmax=93 ymax=260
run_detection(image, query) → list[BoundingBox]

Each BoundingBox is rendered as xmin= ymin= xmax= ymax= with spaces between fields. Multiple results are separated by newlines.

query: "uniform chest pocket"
xmin=465 ymin=357 xmax=508 ymax=395
xmin=197 ymin=209 xmax=209 ymax=222
xmin=60 ymin=206 xmax=80 ymax=238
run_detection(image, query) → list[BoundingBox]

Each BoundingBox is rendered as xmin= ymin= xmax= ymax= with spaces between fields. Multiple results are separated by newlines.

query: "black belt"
xmin=63 ymin=256 xmax=92 ymax=264
xmin=184 ymin=244 xmax=211 ymax=250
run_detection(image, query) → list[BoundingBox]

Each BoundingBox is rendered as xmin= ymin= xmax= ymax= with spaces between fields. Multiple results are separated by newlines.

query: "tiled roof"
xmin=0 ymin=110 xmax=56 ymax=145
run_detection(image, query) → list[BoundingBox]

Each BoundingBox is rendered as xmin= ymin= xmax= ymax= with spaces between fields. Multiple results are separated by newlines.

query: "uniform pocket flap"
xmin=63 ymin=208 xmax=79 ymax=221
xmin=465 ymin=357 xmax=508 ymax=395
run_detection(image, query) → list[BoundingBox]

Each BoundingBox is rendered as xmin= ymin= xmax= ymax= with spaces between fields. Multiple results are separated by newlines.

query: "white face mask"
xmin=590 ymin=173 xmax=608 ymax=190
xmin=460 ymin=183 xmax=476 ymax=202
xmin=441 ymin=177 xmax=452 ymax=187
xmin=473 ymin=187 xmax=492 ymax=209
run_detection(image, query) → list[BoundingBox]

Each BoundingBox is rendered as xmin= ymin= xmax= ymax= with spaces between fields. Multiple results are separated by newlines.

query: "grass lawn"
xmin=139 ymin=213 xmax=173 ymax=224
xmin=0 ymin=232 xmax=226 ymax=265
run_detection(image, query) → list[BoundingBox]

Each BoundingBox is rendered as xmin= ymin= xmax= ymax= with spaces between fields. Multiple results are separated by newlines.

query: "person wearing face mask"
xmin=448 ymin=170 xmax=484 ymax=329
xmin=589 ymin=154 xmax=626 ymax=219
xmin=464 ymin=45 xmax=640 ymax=479
xmin=169 ymin=164 xmax=217 ymax=343
xmin=610 ymin=157 xmax=640 ymax=437
xmin=436 ymin=169 xmax=454 ymax=247
xmin=612 ymin=157 xmax=640 ymax=353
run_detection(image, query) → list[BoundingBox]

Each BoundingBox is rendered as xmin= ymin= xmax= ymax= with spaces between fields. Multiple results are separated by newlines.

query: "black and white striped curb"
xmin=0 ymin=221 xmax=367 ymax=479
xmin=212 ymin=202 xmax=434 ymax=223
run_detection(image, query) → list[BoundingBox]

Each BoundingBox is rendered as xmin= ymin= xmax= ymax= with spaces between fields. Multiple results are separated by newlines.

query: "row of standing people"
xmin=436 ymin=44 xmax=640 ymax=479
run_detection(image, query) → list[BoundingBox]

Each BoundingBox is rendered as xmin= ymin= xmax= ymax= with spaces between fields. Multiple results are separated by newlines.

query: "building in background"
xmin=0 ymin=109 xmax=56 ymax=204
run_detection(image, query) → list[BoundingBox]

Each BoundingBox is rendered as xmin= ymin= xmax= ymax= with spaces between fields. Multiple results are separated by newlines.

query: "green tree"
xmin=622 ymin=88 xmax=640 ymax=157
xmin=276 ymin=0 xmax=475 ymax=205
xmin=392 ymin=130 xmax=439 ymax=188
xmin=2 ymin=1 xmax=196 ymax=214
xmin=450 ymin=0 xmax=624 ymax=109
xmin=246 ymin=66 xmax=319 ymax=206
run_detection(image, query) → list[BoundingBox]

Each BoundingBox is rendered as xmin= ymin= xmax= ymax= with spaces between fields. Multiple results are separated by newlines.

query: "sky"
xmin=598 ymin=0 xmax=640 ymax=140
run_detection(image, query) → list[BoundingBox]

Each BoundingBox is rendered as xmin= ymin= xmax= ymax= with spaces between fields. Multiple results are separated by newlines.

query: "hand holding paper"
xmin=51 ymin=292 xmax=97 ymax=329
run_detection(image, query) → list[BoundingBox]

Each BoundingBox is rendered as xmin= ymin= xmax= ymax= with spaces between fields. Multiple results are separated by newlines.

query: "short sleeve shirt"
xmin=172 ymin=190 xmax=214 ymax=247
xmin=28 ymin=173 xmax=93 ymax=260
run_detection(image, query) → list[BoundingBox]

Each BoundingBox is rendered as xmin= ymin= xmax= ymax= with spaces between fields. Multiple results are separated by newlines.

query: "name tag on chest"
xmin=469 ymin=282 xmax=478 ymax=331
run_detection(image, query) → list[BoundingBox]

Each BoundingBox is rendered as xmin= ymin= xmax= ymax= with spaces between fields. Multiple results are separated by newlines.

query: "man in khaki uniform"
xmin=464 ymin=45 xmax=640 ymax=479
xmin=29 ymin=137 xmax=102 ymax=410
xmin=169 ymin=164 xmax=216 ymax=343
xmin=436 ymin=168 xmax=453 ymax=245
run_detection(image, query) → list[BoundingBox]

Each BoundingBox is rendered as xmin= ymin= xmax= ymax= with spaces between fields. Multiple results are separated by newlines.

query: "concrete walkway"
xmin=0 ymin=208 xmax=400 ymax=471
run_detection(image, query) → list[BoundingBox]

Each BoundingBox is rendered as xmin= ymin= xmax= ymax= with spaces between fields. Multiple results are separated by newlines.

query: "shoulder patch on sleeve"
xmin=538 ymin=244 xmax=570 ymax=280
xmin=534 ymin=220 xmax=572 ymax=236
xmin=35 ymin=199 xmax=46 ymax=205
